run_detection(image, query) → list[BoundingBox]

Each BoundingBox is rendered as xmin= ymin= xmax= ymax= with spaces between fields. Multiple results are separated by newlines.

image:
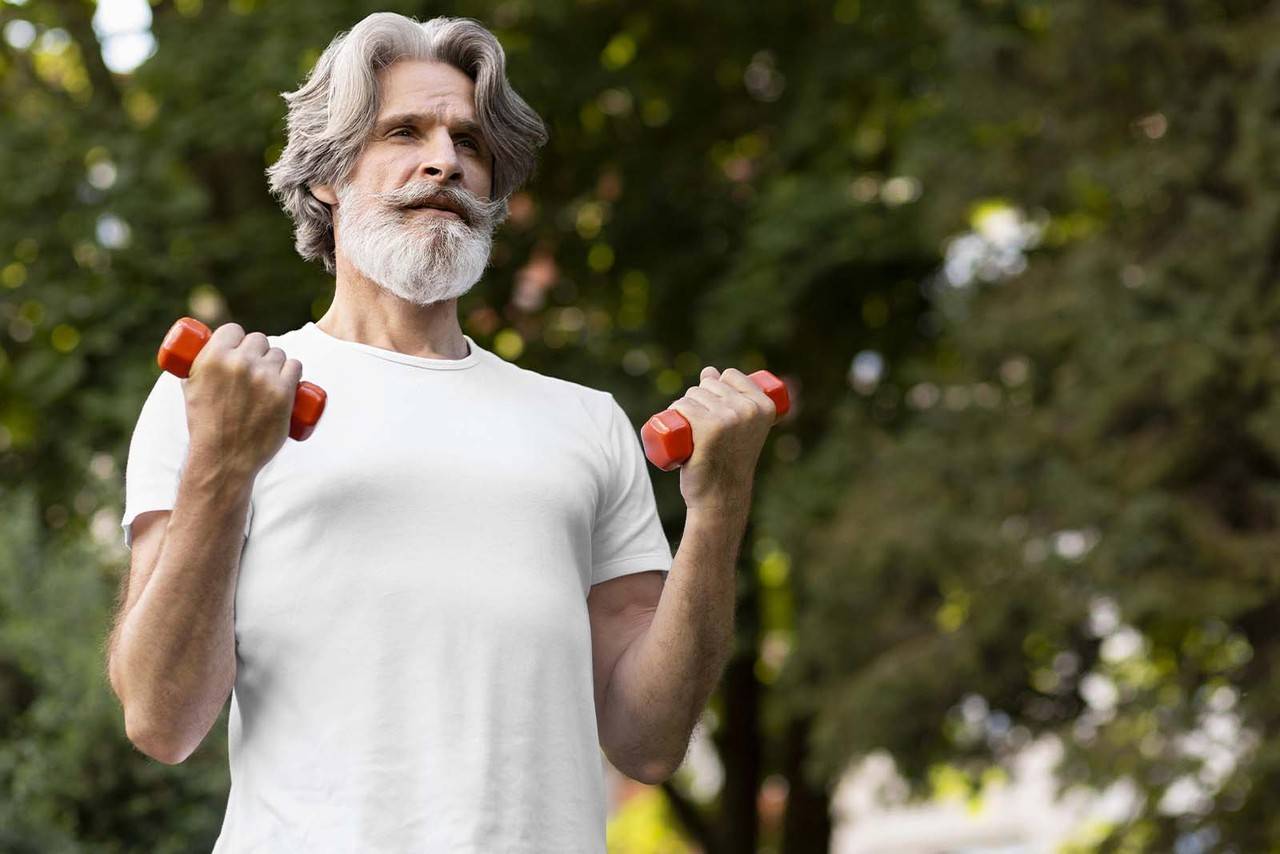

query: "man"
xmin=107 ymin=12 xmax=778 ymax=852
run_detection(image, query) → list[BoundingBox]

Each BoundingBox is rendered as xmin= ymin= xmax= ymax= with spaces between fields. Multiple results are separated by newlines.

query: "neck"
xmin=316 ymin=256 xmax=470 ymax=360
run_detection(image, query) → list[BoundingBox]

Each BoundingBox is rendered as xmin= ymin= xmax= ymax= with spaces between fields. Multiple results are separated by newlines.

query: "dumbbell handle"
xmin=157 ymin=317 xmax=327 ymax=442
xmin=641 ymin=370 xmax=790 ymax=471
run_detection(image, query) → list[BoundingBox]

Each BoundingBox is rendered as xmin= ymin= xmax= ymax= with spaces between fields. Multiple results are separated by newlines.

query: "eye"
xmin=391 ymin=127 xmax=414 ymax=138
xmin=456 ymin=136 xmax=480 ymax=152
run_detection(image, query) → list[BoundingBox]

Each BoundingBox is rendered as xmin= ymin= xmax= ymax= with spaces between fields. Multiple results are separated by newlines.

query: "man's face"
xmin=322 ymin=59 xmax=506 ymax=306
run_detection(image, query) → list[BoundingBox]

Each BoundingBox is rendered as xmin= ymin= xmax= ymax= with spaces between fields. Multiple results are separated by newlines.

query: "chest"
xmin=232 ymin=377 xmax=605 ymax=644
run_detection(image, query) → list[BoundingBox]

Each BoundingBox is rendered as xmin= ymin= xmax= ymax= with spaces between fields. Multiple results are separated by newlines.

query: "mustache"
xmin=375 ymin=182 xmax=507 ymax=228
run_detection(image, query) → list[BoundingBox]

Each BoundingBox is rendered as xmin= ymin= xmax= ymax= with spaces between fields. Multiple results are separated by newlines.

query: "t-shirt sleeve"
xmin=119 ymin=370 xmax=253 ymax=550
xmin=591 ymin=394 xmax=674 ymax=586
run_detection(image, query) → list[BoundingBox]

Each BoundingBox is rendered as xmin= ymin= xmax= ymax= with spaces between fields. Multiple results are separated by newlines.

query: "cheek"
xmin=364 ymin=151 xmax=414 ymax=186
xmin=471 ymin=158 xmax=494 ymax=195
xmin=345 ymin=151 xmax=389 ymax=185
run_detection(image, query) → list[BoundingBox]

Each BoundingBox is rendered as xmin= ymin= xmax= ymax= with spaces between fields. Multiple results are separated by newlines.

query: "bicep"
xmin=587 ymin=570 xmax=665 ymax=729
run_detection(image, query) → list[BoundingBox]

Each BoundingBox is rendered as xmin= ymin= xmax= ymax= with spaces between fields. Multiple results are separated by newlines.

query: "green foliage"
xmin=758 ymin=0 xmax=1280 ymax=848
xmin=4 ymin=0 xmax=931 ymax=848
xmin=4 ymin=0 xmax=1279 ymax=850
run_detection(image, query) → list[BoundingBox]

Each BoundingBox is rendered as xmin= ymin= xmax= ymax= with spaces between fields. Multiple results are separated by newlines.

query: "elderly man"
xmin=108 ymin=11 xmax=777 ymax=852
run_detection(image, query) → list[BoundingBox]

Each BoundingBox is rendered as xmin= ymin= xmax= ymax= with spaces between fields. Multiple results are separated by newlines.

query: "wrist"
xmin=183 ymin=443 xmax=259 ymax=496
xmin=685 ymin=502 xmax=750 ymax=531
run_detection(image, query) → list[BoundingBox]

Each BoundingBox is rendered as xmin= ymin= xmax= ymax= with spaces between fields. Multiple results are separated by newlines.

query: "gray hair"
xmin=266 ymin=12 xmax=549 ymax=274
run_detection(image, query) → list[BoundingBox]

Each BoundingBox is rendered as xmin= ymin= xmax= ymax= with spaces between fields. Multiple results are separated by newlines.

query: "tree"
xmin=0 ymin=0 xmax=934 ymax=849
xmin=764 ymin=1 xmax=1280 ymax=849
xmin=7 ymin=0 xmax=1276 ymax=851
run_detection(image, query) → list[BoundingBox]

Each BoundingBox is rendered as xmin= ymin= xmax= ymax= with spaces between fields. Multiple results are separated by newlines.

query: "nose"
xmin=416 ymin=127 xmax=464 ymax=186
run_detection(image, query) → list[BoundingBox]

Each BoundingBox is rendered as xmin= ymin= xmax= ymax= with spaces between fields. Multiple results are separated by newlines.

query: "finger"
xmin=698 ymin=366 xmax=740 ymax=401
xmin=717 ymin=367 xmax=777 ymax=415
xmin=684 ymin=387 xmax=721 ymax=410
xmin=667 ymin=398 xmax=709 ymax=431
xmin=237 ymin=331 xmax=270 ymax=358
xmin=189 ymin=323 xmax=245 ymax=380
xmin=204 ymin=322 xmax=245 ymax=355
xmin=281 ymin=358 xmax=303 ymax=385
xmin=688 ymin=387 xmax=749 ymax=425
xmin=261 ymin=346 xmax=287 ymax=365
xmin=672 ymin=387 xmax=712 ymax=414
xmin=699 ymin=369 xmax=763 ymax=417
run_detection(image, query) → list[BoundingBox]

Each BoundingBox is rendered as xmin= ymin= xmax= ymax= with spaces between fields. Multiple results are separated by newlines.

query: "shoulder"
xmin=488 ymin=356 xmax=617 ymax=430
xmin=262 ymin=325 xmax=326 ymax=365
xmin=265 ymin=325 xmax=307 ymax=350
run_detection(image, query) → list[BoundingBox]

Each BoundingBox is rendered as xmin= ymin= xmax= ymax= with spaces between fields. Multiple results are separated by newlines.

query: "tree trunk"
xmin=713 ymin=516 xmax=762 ymax=853
xmin=779 ymin=714 xmax=833 ymax=854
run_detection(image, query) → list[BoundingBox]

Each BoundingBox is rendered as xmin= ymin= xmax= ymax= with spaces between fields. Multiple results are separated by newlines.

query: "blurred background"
xmin=2 ymin=0 xmax=1279 ymax=851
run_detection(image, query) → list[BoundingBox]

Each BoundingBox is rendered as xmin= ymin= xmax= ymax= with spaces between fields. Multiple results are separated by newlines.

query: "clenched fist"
xmin=182 ymin=322 xmax=303 ymax=479
xmin=666 ymin=366 xmax=780 ymax=518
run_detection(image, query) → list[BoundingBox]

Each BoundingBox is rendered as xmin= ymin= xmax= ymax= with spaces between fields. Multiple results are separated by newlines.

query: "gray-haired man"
xmin=110 ymin=11 xmax=775 ymax=852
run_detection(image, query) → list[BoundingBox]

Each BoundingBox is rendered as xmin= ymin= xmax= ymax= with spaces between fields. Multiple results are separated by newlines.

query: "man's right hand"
xmin=183 ymin=322 xmax=303 ymax=478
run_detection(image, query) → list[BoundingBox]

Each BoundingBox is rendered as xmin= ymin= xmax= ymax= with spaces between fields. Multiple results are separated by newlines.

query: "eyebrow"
xmin=373 ymin=112 xmax=486 ymax=143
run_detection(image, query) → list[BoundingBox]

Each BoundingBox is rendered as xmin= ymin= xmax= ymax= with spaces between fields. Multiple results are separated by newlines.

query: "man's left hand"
xmin=666 ymin=366 xmax=779 ymax=517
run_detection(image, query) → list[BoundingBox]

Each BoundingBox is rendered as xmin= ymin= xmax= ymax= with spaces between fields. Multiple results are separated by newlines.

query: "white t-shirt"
xmin=120 ymin=321 xmax=674 ymax=853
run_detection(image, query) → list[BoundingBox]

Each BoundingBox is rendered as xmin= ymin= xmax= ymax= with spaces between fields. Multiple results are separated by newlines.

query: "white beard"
xmin=335 ymin=182 xmax=495 ymax=307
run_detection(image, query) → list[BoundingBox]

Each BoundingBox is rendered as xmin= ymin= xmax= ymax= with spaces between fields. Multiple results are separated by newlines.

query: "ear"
xmin=310 ymin=183 xmax=338 ymax=205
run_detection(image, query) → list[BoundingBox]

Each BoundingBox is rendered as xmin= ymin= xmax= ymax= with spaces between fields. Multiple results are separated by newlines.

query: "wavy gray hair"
xmin=266 ymin=12 xmax=549 ymax=274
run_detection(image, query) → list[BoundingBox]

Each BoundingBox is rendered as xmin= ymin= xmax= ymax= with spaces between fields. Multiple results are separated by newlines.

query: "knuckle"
xmin=252 ymin=368 xmax=281 ymax=391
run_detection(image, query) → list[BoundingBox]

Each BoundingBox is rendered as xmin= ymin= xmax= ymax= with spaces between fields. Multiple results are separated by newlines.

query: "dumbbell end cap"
xmin=288 ymin=381 xmax=327 ymax=441
xmin=748 ymin=369 xmax=791 ymax=418
xmin=641 ymin=410 xmax=693 ymax=471
xmin=157 ymin=317 xmax=211 ymax=379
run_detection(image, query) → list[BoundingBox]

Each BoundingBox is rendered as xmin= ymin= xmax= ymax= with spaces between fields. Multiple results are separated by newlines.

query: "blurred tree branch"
xmin=0 ymin=38 xmax=82 ymax=111
xmin=48 ymin=0 xmax=121 ymax=112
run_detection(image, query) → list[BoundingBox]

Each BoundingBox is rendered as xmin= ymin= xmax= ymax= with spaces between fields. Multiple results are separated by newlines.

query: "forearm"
xmin=111 ymin=448 xmax=253 ymax=762
xmin=601 ymin=506 xmax=748 ymax=782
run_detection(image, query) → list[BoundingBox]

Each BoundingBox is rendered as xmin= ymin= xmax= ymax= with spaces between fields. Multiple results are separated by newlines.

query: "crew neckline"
xmin=300 ymin=321 xmax=482 ymax=371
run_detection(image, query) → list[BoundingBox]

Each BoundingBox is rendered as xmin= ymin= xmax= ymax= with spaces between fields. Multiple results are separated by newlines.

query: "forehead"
xmin=376 ymin=59 xmax=477 ymax=123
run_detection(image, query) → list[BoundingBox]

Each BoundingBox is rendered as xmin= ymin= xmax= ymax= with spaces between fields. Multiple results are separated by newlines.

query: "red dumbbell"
xmin=641 ymin=370 xmax=790 ymax=471
xmin=157 ymin=317 xmax=327 ymax=441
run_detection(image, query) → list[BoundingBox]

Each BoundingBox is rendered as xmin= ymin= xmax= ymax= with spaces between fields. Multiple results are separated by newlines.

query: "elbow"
xmin=633 ymin=764 xmax=671 ymax=787
xmin=125 ymin=715 xmax=189 ymax=765
xmin=132 ymin=733 xmax=188 ymax=766
xmin=627 ymin=753 xmax=681 ymax=786
xmin=116 ymin=680 xmax=187 ymax=764
xmin=604 ymin=743 xmax=677 ymax=786
xmin=601 ymin=718 xmax=689 ymax=785
xmin=110 ymin=656 xmax=177 ymax=763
